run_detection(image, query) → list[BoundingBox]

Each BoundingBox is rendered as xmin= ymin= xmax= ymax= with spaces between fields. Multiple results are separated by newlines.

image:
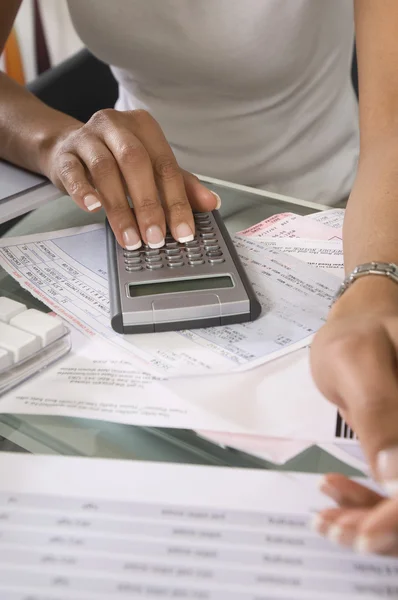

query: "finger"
xmin=319 ymin=474 xmax=384 ymax=508
xmin=313 ymin=507 xmax=370 ymax=547
xmin=128 ymin=111 xmax=195 ymax=243
xmin=95 ymin=122 xmax=166 ymax=248
xmin=76 ymin=136 xmax=141 ymax=250
xmin=55 ymin=152 xmax=102 ymax=213
xmin=319 ymin=326 xmax=398 ymax=481
xmin=182 ymin=171 xmax=221 ymax=212
xmin=355 ymin=497 xmax=398 ymax=556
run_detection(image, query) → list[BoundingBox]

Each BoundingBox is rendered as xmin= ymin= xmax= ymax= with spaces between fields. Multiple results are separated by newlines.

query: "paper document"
xmin=238 ymin=212 xmax=342 ymax=241
xmin=307 ymin=208 xmax=345 ymax=230
xmin=0 ymin=225 xmax=339 ymax=375
xmin=0 ymin=453 xmax=396 ymax=600
xmin=0 ymin=160 xmax=63 ymax=225
xmin=241 ymin=238 xmax=344 ymax=278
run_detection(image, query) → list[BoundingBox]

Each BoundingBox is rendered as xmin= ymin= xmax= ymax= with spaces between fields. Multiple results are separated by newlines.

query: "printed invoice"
xmin=0 ymin=452 xmax=396 ymax=600
xmin=0 ymin=224 xmax=340 ymax=375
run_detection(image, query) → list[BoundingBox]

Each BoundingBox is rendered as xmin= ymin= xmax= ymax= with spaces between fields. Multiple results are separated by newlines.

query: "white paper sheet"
xmin=307 ymin=208 xmax=345 ymax=230
xmin=241 ymin=238 xmax=344 ymax=278
xmin=0 ymin=453 xmax=396 ymax=600
xmin=0 ymin=225 xmax=339 ymax=376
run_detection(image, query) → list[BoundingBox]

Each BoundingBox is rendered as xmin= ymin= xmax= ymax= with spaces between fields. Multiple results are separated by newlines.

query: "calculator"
xmin=106 ymin=210 xmax=261 ymax=334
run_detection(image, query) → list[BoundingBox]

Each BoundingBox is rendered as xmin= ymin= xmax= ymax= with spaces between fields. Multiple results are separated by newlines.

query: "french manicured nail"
xmin=146 ymin=225 xmax=165 ymax=248
xmin=175 ymin=223 xmax=194 ymax=243
xmin=318 ymin=476 xmax=342 ymax=504
xmin=310 ymin=514 xmax=325 ymax=533
xmin=354 ymin=533 xmax=398 ymax=555
xmin=123 ymin=228 xmax=141 ymax=251
xmin=211 ymin=191 xmax=222 ymax=210
xmin=377 ymin=446 xmax=398 ymax=496
xmin=327 ymin=525 xmax=344 ymax=544
xmin=84 ymin=194 xmax=101 ymax=211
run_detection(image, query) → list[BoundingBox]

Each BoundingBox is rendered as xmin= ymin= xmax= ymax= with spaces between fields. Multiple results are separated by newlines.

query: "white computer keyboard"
xmin=0 ymin=296 xmax=71 ymax=395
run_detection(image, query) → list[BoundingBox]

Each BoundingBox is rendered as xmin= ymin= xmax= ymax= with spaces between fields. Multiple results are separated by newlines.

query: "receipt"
xmin=308 ymin=208 xmax=345 ymax=230
xmin=242 ymin=237 xmax=344 ymax=278
xmin=0 ymin=225 xmax=339 ymax=375
xmin=238 ymin=212 xmax=342 ymax=241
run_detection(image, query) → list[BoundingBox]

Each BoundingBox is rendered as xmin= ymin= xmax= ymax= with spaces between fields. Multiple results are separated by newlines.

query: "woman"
xmin=1 ymin=0 xmax=398 ymax=555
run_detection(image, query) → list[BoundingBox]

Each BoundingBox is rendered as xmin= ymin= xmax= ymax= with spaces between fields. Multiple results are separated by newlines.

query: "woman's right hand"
xmin=41 ymin=109 xmax=220 ymax=250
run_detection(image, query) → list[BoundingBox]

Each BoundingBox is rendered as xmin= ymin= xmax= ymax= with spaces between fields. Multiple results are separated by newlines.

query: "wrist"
xmin=330 ymin=275 xmax=398 ymax=319
xmin=35 ymin=118 xmax=82 ymax=179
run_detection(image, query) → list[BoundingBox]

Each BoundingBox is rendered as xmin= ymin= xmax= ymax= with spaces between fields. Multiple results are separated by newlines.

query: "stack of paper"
xmin=0 ymin=208 xmax=364 ymax=469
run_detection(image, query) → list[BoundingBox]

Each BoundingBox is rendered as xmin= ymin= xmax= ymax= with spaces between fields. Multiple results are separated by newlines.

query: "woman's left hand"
xmin=313 ymin=473 xmax=398 ymax=556
xmin=310 ymin=275 xmax=398 ymax=556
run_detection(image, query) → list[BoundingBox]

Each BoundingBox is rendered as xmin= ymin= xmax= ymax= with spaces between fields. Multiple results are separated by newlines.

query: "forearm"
xmin=343 ymin=135 xmax=398 ymax=272
xmin=0 ymin=72 xmax=81 ymax=175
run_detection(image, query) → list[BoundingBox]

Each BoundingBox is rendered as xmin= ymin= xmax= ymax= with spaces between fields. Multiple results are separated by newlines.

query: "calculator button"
xmin=167 ymin=261 xmax=184 ymax=268
xmin=188 ymin=259 xmax=205 ymax=266
xmin=204 ymin=244 xmax=220 ymax=251
xmin=186 ymin=253 xmax=203 ymax=260
xmin=200 ymin=232 xmax=217 ymax=239
xmin=0 ymin=321 xmax=41 ymax=362
xmin=194 ymin=213 xmax=210 ymax=221
xmin=144 ymin=249 xmax=160 ymax=256
xmin=0 ymin=297 xmax=27 ymax=323
xmin=0 ymin=348 xmax=12 ymax=371
xmin=10 ymin=309 xmax=65 ymax=348
xmin=123 ymin=250 xmax=141 ymax=258
xmin=165 ymin=241 xmax=179 ymax=249
xmin=165 ymin=248 xmax=182 ymax=256
xmin=147 ymin=263 xmax=164 ymax=270
xmin=206 ymin=251 xmax=223 ymax=258
xmin=126 ymin=264 xmax=143 ymax=272
xmin=145 ymin=255 xmax=162 ymax=262
xmin=209 ymin=257 xmax=225 ymax=264
xmin=124 ymin=257 xmax=142 ymax=265
xmin=197 ymin=226 xmax=214 ymax=233
xmin=184 ymin=240 xmax=200 ymax=247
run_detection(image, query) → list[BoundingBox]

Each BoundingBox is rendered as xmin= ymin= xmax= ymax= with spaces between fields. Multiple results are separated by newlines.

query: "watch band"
xmin=334 ymin=261 xmax=398 ymax=303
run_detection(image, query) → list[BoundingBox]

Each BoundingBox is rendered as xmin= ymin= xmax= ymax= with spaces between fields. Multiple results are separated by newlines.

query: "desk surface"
xmin=0 ymin=179 xmax=360 ymax=476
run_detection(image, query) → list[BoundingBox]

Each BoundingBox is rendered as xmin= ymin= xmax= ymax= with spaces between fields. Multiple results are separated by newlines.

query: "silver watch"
xmin=334 ymin=261 xmax=398 ymax=302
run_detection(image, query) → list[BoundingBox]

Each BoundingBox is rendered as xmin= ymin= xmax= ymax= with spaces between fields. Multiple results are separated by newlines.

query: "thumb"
xmin=331 ymin=326 xmax=398 ymax=494
xmin=182 ymin=170 xmax=221 ymax=212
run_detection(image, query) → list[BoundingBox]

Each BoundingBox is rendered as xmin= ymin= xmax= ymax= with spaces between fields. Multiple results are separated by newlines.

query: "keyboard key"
xmin=0 ymin=348 xmax=12 ymax=371
xmin=0 ymin=322 xmax=41 ymax=362
xmin=0 ymin=297 xmax=27 ymax=323
xmin=10 ymin=309 xmax=65 ymax=348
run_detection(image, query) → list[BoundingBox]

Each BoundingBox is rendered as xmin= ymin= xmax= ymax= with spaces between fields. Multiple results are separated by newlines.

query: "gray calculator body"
xmin=106 ymin=210 xmax=261 ymax=334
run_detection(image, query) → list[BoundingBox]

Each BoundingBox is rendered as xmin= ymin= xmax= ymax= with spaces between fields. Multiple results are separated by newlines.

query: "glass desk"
xmin=0 ymin=178 xmax=361 ymax=476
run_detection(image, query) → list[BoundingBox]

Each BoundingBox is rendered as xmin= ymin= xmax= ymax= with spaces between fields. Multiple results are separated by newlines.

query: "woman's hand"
xmin=311 ymin=276 xmax=398 ymax=555
xmin=41 ymin=109 xmax=220 ymax=249
xmin=313 ymin=474 xmax=398 ymax=556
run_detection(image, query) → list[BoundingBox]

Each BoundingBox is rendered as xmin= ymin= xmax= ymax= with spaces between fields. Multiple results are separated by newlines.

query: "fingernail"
xmin=84 ymin=194 xmax=101 ymax=211
xmin=354 ymin=533 xmax=398 ymax=555
xmin=318 ymin=476 xmax=342 ymax=504
xmin=309 ymin=514 xmax=324 ymax=533
xmin=377 ymin=446 xmax=398 ymax=495
xmin=123 ymin=228 xmax=142 ymax=251
xmin=327 ymin=525 xmax=344 ymax=544
xmin=211 ymin=191 xmax=222 ymax=210
xmin=175 ymin=223 xmax=194 ymax=243
xmin=146 ymin=225 xmax=165 ymax=249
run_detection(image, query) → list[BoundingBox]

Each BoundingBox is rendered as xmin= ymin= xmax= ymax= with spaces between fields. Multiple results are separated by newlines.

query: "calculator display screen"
xmin=129 ymin=276 xmax=233 ymax=297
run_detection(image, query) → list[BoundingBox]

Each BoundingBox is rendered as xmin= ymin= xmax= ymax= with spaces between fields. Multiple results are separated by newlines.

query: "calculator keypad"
xmin=123 ymin=212 xmax=225 ymax=272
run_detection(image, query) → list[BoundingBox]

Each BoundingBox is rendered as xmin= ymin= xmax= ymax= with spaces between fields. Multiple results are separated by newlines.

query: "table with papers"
xmin=0 ymin=177 xmax=363 ymax=473
xmin=1 ymin=176 xmax=395 ymax=598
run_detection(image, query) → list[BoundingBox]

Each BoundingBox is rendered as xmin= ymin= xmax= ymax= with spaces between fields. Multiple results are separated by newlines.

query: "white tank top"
xmin=66 ymin=0 xmax=359 ymax=205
